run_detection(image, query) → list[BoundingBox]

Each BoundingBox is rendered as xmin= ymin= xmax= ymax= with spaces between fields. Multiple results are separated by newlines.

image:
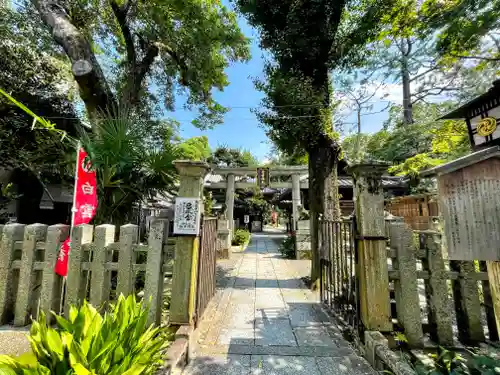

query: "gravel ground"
xmin=0 ymin=326 xmax=31 ymax=356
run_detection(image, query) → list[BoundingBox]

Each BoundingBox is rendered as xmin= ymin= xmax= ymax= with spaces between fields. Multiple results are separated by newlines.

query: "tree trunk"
xmin=401 ymin=40 xmax=414 ymax=125
xmin=355 ymin=108 xmax=362 ymax=162
xmin=308 ymin=138 xmax=341 ymax=289
xmin=32 ymin=0 xmax=116 ymax=115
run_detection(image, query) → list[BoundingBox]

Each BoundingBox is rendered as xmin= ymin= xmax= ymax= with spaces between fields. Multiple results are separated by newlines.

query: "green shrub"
xmin=392 ymin=345 xmax=500 ymax=375
xmin=279 ymin=235 xmax=295 ymax=259
xmin=232 ymin=229 xmax=250 ymax=246
xmin=0 ymin=294 xmax=172 ymax=375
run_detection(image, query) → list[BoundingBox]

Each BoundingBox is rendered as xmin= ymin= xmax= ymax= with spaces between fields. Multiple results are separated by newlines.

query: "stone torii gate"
xmin=204 ymin=166 xmax=309 ymax=234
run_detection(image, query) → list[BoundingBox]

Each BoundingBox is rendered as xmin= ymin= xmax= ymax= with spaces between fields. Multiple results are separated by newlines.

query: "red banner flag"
xmin=55 ymin=147 xmax=97 ymax=276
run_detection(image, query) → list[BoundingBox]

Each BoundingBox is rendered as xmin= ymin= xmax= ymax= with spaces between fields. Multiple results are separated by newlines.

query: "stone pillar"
xmin=225 ymin=173 xmax=235 ymax=235
xmin=217 ymin=219 xmax=231 ymax=259
xmin=351 ymin=162 xmax=392 ymax=332
xmin=170 ymin=160 xmax=210 ymax=325
xmin=291 ymin=174 xmax=300 ymax=231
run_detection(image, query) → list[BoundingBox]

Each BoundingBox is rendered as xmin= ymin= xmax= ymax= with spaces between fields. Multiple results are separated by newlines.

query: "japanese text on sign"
xmin=173 ymin=198 xmax=201 ymax=235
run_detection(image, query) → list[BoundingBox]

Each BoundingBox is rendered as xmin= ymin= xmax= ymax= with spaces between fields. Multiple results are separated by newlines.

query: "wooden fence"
xmin=386 ymin=194 xmax=439 ymax=230
xmin=386 ymin=219 xmax=498 ymax=347
xmin=0 ymin=219 xmax=174 ymax=327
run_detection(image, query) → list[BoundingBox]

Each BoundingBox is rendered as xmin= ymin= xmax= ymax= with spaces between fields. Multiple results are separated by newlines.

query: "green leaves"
xmin=0 ymin=294 xmax=172 ymax=375
xmin=341 ymin=102 xmax=469 ymax=188
xmin=232 ymin=229 xmax=250 ymax=246
xmin=208 ymin=146 xmax=258 ymax=167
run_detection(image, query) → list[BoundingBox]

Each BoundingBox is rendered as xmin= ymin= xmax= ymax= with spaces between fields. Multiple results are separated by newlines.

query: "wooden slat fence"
xmin=386 ymin=194 xmax=439 ymax=230
xmin=0 ymin=219 xmax=175 ymax=327
xmin=386 ymin=219 xmax=499 ymax=347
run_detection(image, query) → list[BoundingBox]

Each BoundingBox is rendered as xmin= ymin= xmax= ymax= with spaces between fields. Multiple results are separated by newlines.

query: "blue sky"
xmin=177 ymin=7 xmax=395 ymax=162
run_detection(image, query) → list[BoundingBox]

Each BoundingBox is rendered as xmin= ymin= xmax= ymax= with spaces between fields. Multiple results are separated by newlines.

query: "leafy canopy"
xmin=208 ymin=146 xmax=258 ymax=167
xmin=341 ymin=102 xmax=469 ymax=180
xmin=25 ymin=0 xmax=250 ymax=126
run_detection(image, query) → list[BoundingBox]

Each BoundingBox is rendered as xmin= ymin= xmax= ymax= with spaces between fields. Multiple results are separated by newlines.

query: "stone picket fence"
xmin=386 ymin=219 xmax=499 ymax=347
xmin=0 ymin=219 xmax=174 ymax=327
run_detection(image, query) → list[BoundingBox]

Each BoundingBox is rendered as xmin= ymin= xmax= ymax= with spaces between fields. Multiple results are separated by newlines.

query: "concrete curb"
xmin=230 ymin=241 xmax=249 ymax=253
xmin=161 ymin=325 xmax=194 ymax=375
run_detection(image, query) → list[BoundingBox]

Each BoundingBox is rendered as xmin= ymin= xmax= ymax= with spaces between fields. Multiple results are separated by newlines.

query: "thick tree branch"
xmin=405 ymin=38 xmax=413 ymax=57
xmin=451 ymin=53 xmax=500 ymax=62
xmin=120 ymin=43 xmax=159 ymax=106
xmin=411 ymin=86 xmax=461 ymax=104
xmin=409 ymin=66 xmax=439 ymax=83
xmin=32 ymin=0 xmax=116 ymax=114
xmin=110 ymin=0 xmax=136 ymax=66
xmin=329 ymin=2 xmax=392 ymax=66
xmin=161 ymin=44 xmax=190 ymax=85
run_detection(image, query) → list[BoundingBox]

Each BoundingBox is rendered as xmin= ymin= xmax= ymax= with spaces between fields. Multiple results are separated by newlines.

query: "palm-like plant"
xmin=0 ymin=90 xmax=181 ymax=226
xmin=79 ymin=109 xmax=180 ymax=225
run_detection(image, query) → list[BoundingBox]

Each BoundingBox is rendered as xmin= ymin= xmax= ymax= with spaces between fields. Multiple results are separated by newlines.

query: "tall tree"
xmin=26 ymin=0 xmax=250 ymax=125
xmin=235 ymin=0 xmax=395 ymax=286
xmin=335 ymin=77 xmax=389 ymax=162
xmin=0 ymin=5 xmax=79 ymax=223
xmin=355 ymin=0 xmax=500 ymax=125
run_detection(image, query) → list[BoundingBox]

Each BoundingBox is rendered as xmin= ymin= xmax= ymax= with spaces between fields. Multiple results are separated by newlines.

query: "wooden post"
xmin=389 ymin=222 xmax=424 ymax=347
xmin=486 ymin=261 xmax=500 ymax=336
xmin=351 ymin=162 xmax=392 ymax=332
xmin=170 ymin=160 xmax=210 ymax=325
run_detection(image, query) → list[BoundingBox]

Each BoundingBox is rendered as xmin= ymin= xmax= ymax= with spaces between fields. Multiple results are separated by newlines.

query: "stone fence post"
xmin=170 ymin=160 xmax=210 ymax=325
xmin=351 ymin=162 xmax=392 ymax=332
xmin=217 ymin=219 xmax=231 ymax=259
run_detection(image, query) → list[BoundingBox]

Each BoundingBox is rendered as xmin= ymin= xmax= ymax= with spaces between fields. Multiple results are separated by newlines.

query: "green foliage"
xmin=341 ymin=102 xmax=470 ymax=182
xmin=0 ymin=295 xmax=171 ymax=375
xmin=209 ymin=146 xmax=258 ymax=167
xmin=279 ymin=235 xmax=295 ymax=259
xmin=232 ymin=229 xmax=250 ymax=246
xmin=265 ymin=147 xmax=308 ymax=166
xmin=236 ymin=0 xmax=395 ymax=156
xmin=0 ymin=6 xmax=77 ymax=180
xmin=419 ymin=0 xmax=500 ymax=61
xmin=204 ymin=191 xmax=214 ymax=216
xmin=415 ymin=347 xmax=468 ymax=375
xmin=176 ymin=136 xmax=211 ymax=161
xmin=79 ymin=109 xmax=180 ymax=225
xmin=236 ymin=188 xmax=271 ymax=219
xmin=23 ymin=0 xmax=250 ymax=125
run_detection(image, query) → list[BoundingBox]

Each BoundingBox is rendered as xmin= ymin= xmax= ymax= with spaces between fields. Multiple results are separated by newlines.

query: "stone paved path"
xmin=182 ymin=231 xmax=377 ymax=375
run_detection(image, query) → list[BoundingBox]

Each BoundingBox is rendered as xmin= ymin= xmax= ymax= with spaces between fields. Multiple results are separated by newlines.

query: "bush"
xmin=279 ymin=235 xmax=295 ymax=259
xmin=0 ymin=294 xmax=172 ymax=375
xmin=232 ymin=229 xmax=250 ymax=246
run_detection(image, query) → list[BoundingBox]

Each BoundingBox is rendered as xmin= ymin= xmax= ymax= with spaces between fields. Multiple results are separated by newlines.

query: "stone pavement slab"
xmin=183 ymin=231 xmax=376 ymax=375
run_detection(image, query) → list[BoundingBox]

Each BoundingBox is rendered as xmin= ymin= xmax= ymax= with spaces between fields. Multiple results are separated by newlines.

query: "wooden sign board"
xmin=173 ymin=197 xmax=201 ymax=235
xmin=438 ymin=157 xmax=500 ymax=260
